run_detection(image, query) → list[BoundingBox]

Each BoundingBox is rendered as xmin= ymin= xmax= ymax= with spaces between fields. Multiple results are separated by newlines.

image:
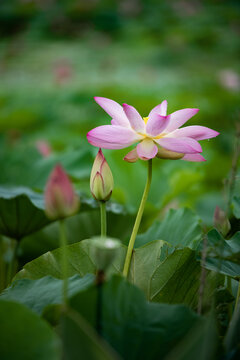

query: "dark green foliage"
xmin=0 ymin=187 xmax=51 ymax=239
xmin=70 ymin=275 xmax=200 ymax=360
xmin=0 ymin=300 xmax=61 ymax=360
xmin=0 ymin=274 xmax=94 ymax=314
xmin=135 ymin=208 xmax=202 ymax=249
xmin=204 ymin=229 xmax=240 ymax=279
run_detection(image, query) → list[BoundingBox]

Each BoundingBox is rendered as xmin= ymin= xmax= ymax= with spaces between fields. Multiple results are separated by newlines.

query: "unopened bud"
xmin=90 ymin=237 xmax=121 ymax=271
xmin=36 ymin=140 xmax=52 ymax=157
xmin=90 ymin=149 xmax=114 ymax=202
xmin=45 ymin=164 xmax=79 ymax=219
xmin=213 ymin=206 xmax=231 ymax=237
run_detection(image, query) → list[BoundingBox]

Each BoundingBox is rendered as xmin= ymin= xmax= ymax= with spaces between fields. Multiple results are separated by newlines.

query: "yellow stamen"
xmin=143 ymin=117 xmax=149 ymax=124
xmin=153 ymin=133 xmax=166 ymax=139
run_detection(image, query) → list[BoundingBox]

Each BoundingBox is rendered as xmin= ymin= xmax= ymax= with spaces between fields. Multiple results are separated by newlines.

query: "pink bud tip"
xmin=45 ymin=164 xmax=79 ymax=219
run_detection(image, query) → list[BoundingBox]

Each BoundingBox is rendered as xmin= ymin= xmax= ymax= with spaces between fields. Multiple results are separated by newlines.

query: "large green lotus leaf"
xmin=15 ymin=239 xmax=173 ymax=300
xmin=0 ymin=186 xmax=51 ymax=239
xmin=20 ymin=207 xmax=134 ymax=263
xmin=165 ymin=314 xmax=219 ymax=360
xmin=203 ymin=229 xmax=240 ymax=279
xmin=15 ymin=239 xmax=126 ymax=281
xmin=17 ymin=239 xmax=164 ymax=279
xmin=15 ymin=239 xmax=169 ymax=297
xmin=0 ymin=299 xmax=61 ymax=360
xmin=129 ymin=239 xmax=172 ymax=298
xmin=0 ymin=274 xmax=94 ymax=315
xmin=60 ymin=308 xmax=118 ymax=360
xmin=149 ymin=246 xmax=224 ymax=308
xmin=15 ymin=239 xmax=203 ymax=307
xmin=69 ymin=275 xmax=200 ymax=360
xmin=150 ymin=248 xmax=201 ymax=307
xmin=135 ymin=207 xmax=202 ymax=249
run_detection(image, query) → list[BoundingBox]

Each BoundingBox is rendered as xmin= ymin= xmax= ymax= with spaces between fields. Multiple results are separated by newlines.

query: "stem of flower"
xmin=7 ymin=239 xmax=19 ymax=285
xmin=226 ymin=123 xmax=240 ymax=215
xmin=197 ymin=233 xmax=207 ymax=315
xmin=100 ymin=201 xmax=107 ymax=237
xmin=234 ymin=281 xmax=240 ymax=314
xmin=123 ymin=159 xmax=152 ymax=277
xmin=59 ymin=219 xmax=68 ymax=305
xmin=227 ymin=276 xmax=233 ymax=319
xmin=0 ymin=238 xmax=5 ymax=291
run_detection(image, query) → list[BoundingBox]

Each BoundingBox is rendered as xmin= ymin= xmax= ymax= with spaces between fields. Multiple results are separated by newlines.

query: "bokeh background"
xmin=0 ymin=0 xmax=239 ymax=230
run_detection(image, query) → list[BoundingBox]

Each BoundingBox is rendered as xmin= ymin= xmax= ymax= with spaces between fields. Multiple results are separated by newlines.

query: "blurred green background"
xmin=0 ymin=0 xmax=240 ymax=226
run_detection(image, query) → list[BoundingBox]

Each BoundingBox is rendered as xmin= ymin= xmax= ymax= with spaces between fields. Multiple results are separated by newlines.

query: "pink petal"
xmin=123 ymin=148 xmax=139 ymax=162
xmin=122 ymin=103 xmax=145 ymax=132
xmin=156 ymin=137 xmax=202 ymax=154
xmin=165 ymin=108 xmax=199 ymax=132
xmin=94 ymin=97 xmax=130 ymax=127
xmin=87 ymin=125 xmax=142 ymax=149
xmin=181 ymin=154 xmax=206 ymax=162
xmin=169 ymin=125 xmax=219 ymax=140
xmin=137 ymin=139 xmax=158 ymax=160
xmin=148 ymin=100 xmax=168 ymax=117
xmin=146 ymin=114 xmax=170 ymax=137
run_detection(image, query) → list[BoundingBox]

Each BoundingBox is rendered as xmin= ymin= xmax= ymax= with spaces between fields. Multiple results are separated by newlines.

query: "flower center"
xmin=137 ymin=116 xmax=166 ymax=140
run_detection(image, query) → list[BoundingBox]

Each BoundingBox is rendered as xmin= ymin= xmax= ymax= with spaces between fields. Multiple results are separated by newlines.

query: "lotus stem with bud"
xmin=45 ymin=164 xmax=80 ymax=305
xmin=90 ymin=149 xmax=114 ymax=237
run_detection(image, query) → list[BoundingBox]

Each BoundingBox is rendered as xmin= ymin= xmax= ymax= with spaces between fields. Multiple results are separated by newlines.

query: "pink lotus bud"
xmin=45 ymin=164 xmax=79 ymax=219
xmin=90 ymin=149 xmax=114 ymax=202
xmin=213 ymin=206 xmax=231 ymax=237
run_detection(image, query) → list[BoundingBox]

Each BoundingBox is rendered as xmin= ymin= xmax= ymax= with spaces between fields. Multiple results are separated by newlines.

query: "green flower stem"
xmin=123 ymin=159 xmax=152 ymax=277
xmin=100 ymin=201 xmax=107 ymax=237
xmin=7 ymin=240 xmax=19 ymax=285
xmin=227 ymin=276 xmax=233 ymax=319
xmin=234 ymin=281 xmax=240 ymax=314
xmin=0 ymin=238 xmax=6 ymax=291
xmin=59 ymin=220 xmax=68 ymax=305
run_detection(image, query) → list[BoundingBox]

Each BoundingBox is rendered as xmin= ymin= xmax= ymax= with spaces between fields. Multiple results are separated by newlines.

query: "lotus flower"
xmin=45 ymin=164 xmax=79 ymax=219
xmin=87 ymin=97 xmax=219 ymax=162
xmin=90 ymin=149 xmax=114 ymax=201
